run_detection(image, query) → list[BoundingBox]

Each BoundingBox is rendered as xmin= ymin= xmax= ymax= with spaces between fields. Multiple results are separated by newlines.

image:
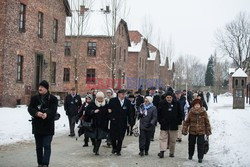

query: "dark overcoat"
xmin=108 ymin=97 xmax=131 ymax=140
xmin=28 ymin=92 xmax=58 ymax=135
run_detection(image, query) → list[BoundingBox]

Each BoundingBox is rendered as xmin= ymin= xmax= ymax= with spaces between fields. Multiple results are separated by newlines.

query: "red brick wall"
xmin=0 ymin=0 xmax=68 ymax=106
xmin=64 ymin=36 xmax=112 ymax=95
xmin=64 ymin=20 xmax=130 ymax=95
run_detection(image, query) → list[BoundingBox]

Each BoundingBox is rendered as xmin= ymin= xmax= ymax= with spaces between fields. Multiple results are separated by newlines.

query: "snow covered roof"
xmin=147 ymin=43 xmax=159 ymax=61
xmin=128 ymin=31 xmax=145 ymax=52
xmin=148 ymin=51 xmax=157 ymax=61
xmin=232 ymin=68 xmax=248 ymax=77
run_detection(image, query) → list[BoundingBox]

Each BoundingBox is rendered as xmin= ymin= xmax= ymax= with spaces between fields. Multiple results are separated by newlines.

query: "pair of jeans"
xmin=34 ymin=134 xmax=53 ymax=166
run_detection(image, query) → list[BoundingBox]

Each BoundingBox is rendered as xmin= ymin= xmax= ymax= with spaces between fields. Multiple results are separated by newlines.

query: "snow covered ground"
xmin=0 ymin=105 xmax=69 ymax=145
xmin=0 ymin=94 xmax=250 ymax=166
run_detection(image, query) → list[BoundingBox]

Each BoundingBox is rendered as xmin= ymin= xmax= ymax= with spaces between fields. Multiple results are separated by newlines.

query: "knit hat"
xmin=145 ymin=96 xmax=153 ymax=103
xmin=192 ymin=99 xmax=203 ymax=107
xmin=106 ymin=89 xmax=113 ymax=94
xmin=165 ymin=91 xmax=173 ymax=97
xmin=96 ymin=91 xmax=105 ymax=98
xmin=86 ymin=94 xmax=93 ymax=100
xmin=39 ymin=80 xmax=49 ymax=90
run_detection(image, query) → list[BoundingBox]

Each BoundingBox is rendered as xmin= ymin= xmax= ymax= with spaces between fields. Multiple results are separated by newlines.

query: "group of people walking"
xmin=28 ymin=80 xmax=212 ymax=167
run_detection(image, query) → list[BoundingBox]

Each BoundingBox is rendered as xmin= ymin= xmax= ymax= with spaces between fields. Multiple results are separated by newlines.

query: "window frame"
xmin=64 ymin=41 xmax=71 ymax=56
xmin=19 ymin=3 xmax=26 ymax=32
xmin=38 ymin=12 xmax=43 ymax=38
xmin=53 ymin=19 xmax=58 ymax=43
xmin=63 ymin=68 xmax=70 ymax=82
xmin=86 ymin=69 xmax=96 ymax=84
xmin=17 ymin=55 xmax=24 ymax=82
xmin=87 ymin=42 xmax=97 ymax=56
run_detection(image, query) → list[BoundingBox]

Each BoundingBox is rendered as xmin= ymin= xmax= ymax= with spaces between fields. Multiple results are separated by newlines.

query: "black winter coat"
xmin=108 ymin=97 xmax=131 ymax=140
xmin=158 ymin=100 xmax=182 ymax=131
xmin=84 ymin=101 xmax=109 ymax=139
xmin=64 ymin=94 xmax=82 ymax=116
xmin=28 ymin=92 xmax=58 ymax=135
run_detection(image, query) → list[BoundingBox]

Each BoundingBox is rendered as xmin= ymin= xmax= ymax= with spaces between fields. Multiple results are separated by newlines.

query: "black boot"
xmin=158 ymin=151 xmax=164 ymax=158
xmin=188 ymin=155 xmax=192 ymax=160
xmin=198 ymin=159 xmax=202 ymax=163
xmin=139 ymin=150 xmax=144 ymax=156
xmin=145 ymin=151 xmax=148 ymax=155
xmin=82 ymin=143 xmax=88 ymax=147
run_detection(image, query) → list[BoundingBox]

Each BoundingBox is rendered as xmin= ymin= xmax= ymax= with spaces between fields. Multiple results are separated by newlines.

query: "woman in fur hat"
xmin=84 ymin=92 xmax=109 ymax=155
xmin=182 ymin=98 xmax=212 ymax=163
xmin=138 ymin=96 xmax=158 ymax=156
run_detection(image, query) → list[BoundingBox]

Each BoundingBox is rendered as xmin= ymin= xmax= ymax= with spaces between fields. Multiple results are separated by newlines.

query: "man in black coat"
xmin=108 ymin=89 xmax=131 ymax=156
xmin=64 ymin=87 xmax=82 ymax=137
xmin=135 ymin=91 xmax=144 ymax=111
xmin=157 ymin=91 xmax=183 ymax=158
xmin=28 ymin=80 xmax=58 ymax=167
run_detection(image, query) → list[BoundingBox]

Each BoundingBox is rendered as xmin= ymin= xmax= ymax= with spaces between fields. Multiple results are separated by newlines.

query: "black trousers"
xmin=151 ymin=126 xmax=156 ymax=140
xmin=93 ymin=139 xmax=102 ymax=153
xmin=188 ymin=134 xmax=205 ymax=160
xmin=68 ymin=115 xmax=76 ymax=135
xmin=139 ymin=129 xmax=152 ymax=152
xmin=34 ymin=134 xmax=53 ymax=166
xmin=111 ymin=139 xmax=123 ymax=153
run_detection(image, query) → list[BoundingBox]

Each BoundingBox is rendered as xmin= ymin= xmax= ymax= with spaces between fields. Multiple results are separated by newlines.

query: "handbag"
xmin=132 ymin=119 xmax=140 ymax=137
xmin=204 ymin=136 xmax=209 ymax=154
xmin=82 ymin=120 xmax=93 ymax=132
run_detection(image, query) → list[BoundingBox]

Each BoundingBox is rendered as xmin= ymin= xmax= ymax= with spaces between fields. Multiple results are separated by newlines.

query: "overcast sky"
xmin=125 ymin=0 xmax=250 ymax=64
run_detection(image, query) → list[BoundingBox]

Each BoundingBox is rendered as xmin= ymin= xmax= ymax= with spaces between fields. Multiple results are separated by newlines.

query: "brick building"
xmin=127 ymin=31 xmax=149 ymax=92
xmin=0 ymin=0 xmax=71 ymax=106
xmin=146 ymin=43 xmax=161 ymax=89
xmin=64 ymin=10 xmax=130 ymax=95
xmin=160 ymin=57 xmax=171 ymax=88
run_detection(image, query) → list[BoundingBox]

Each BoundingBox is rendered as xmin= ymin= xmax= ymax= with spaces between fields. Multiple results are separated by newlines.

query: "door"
xmin=35 ymin=54 xmax=43 ymax=89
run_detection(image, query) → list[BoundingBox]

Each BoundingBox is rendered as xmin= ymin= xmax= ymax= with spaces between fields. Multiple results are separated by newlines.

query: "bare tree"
xmin=216 ymin=12 xmax=250 ymax=71
xmin=141 ymin=15 xmax=154 ymax=43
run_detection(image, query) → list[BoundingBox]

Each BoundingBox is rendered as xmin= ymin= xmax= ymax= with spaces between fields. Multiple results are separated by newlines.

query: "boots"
xmin=158 ymin=151 xmax=164 ymax=158
xmin=139 ymin=150 xmax=144 ymax=156
xmin=198 ymin=159 xmax=202 ymax=163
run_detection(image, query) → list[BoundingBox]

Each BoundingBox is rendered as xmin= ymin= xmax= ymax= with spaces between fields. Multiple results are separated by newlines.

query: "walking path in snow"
xmin=0 ymin=95 xmax=250 ymax=166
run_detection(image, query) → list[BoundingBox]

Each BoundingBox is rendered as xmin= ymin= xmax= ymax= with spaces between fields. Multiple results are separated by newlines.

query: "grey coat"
xmin=138 ymin=104 xmax=158 ymax=131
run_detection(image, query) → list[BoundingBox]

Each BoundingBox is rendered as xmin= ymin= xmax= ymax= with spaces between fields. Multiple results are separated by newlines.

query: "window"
xmin=53 ymin=19 xmax=58 ymax=43
xmin=52 ymin=62 xmax=56 ymax=83
xmin=65 ymin=42 xmax=71 ymax=56
xmin=139 ymin=57 xmax=141 ymax=68
xmin=123 ymin=49 xmax=126 ymax=62
xmin=86 ymin=69 xmax=95 ymax=84
xmin=63 ymin=68 xmax=70 ymax=82
xmin=17 ymin=55 xmax=23 ymax=81
xmin=38 ymin=12 xmax=43 ymax=38
xmin=119 ymin=47 xmax=122 ymax=59
xmin=87 ymin=42 xmax=96 ymax=56
xmin=19 ymin=3 xmax=26 ymax=32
